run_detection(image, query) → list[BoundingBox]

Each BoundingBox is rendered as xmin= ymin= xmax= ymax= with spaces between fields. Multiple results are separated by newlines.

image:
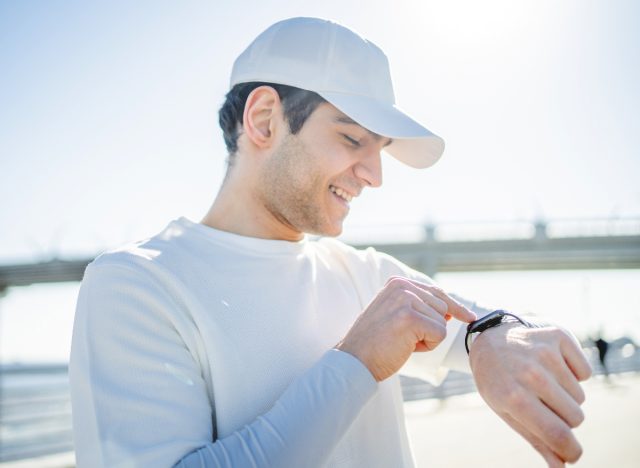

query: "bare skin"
xmin=202 ymin=85 xmax=592 ymax=467
xmin=336 ymin=276 xmax=476 ymax=382
xmin=470 ymin=324 xmax=592 ymax=467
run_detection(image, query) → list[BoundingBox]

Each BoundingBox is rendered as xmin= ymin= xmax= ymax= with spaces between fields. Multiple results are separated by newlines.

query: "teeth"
xmin=330 ymin=185 xmax=353 ymax=203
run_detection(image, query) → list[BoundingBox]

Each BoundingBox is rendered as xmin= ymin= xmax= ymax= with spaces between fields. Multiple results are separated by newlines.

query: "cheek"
xmin=322 ymin=144 xmax=356 ymax=175
xmin=294 ymin=133 xmax=355 ymax=183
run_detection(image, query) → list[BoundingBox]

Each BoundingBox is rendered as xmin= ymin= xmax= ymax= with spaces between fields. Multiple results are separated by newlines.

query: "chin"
xmin=306 ymin=222 xmax=343 ymax=238
xmin=324 ymin=226 xmax=343 ymax=238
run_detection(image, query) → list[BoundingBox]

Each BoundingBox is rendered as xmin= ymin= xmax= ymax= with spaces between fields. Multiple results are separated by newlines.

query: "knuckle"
xmin=521 ymin=363 xmax=547 ymax=390
xmin=395 ymin=308 xmax=415 ymax=328
xmin=432 ymin=323 xmax=446 ymax=342
xmin=386 ymin=276 xmax=407 ymax=289
xmin=429 ymin=285 xmax=447 ymax=298
xmin=550 ymin=326 xmax=568 ymax=342
xmin=549 ymin=427 xmax=582 ymax=464
xmin=534 ymin=344 xmax=555 ymax=364
xmin=409 ymin=296 xmax=422 ymax=310
xmin=432 ymin=296 xmax=448 ymax=314
xmin=549 ymin=425 xmax=572 ymax=449
xmin=433 ymin=310 xmax=447 ymax=326
xmin=505 ymin=387 xmax=527 ymax=411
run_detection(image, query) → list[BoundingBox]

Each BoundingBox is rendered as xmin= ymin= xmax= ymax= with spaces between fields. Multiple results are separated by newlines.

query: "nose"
xmin=353 ymin=150 xmax=383 ymax=188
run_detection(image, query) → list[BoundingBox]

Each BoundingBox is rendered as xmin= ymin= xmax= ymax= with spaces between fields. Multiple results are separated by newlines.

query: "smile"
xmin=329 ymin=185 xmax=353 ymax=203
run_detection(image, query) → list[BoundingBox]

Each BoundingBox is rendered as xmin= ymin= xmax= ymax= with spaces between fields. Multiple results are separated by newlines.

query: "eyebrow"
xmin=333 ymin=116 xmax=393 ymax=147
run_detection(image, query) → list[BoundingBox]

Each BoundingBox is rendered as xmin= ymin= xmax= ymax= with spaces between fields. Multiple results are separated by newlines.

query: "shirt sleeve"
xmin=69 ymin=261 xmax=377 ymax=468
xmin=351 ymin=246 xmax=495 ymax=384
xmin=354 ymin=247 xmax=466 ymax=385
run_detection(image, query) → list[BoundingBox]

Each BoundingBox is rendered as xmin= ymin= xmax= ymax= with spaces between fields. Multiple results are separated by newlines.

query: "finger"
xmin=559 ymin=333 xmax=593 ymax=382
xmin=406 ymin=279 xmax=476 ymax=322
xmin=539 ymin=346 xmax=587 ymax=405
xmin=409 ymin=293 xmax=447 ymax=326
xmin=509 ymin=391 xmax=583 ymax=463
xmin=402 ymin=282 xmax=449 ymax=316
xmin=532 ymin=369 xmax=585 ymax=428
xmin=502 ymin=412 xmax=566 ymax=468
xmin=414 ymin=314 xmax=447 ymax=349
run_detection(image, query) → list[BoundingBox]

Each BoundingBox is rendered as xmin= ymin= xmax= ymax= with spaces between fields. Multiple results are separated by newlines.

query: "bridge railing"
xmin=339 ymin=217 xmax=640 ymax=244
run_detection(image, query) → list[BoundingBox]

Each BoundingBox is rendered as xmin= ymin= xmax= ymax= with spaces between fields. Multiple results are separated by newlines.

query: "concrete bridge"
xmin=352 ymin=221 xmax=640 ymax=277
xmin=1 ymin=219 xmax=639 ymax=292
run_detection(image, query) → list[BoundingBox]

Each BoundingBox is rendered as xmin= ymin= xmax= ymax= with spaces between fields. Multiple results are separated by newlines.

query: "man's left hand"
xmin=469 ymin=324 xmax=592 ymax=467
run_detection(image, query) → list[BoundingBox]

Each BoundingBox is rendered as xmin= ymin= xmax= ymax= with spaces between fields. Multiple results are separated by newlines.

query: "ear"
xmin=242 ymin=86 xmax=283 ymax=150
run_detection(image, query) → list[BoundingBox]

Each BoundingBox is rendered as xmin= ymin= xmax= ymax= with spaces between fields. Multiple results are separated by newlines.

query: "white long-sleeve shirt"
xmin=69 ymin=217 xmax=472 ymax=468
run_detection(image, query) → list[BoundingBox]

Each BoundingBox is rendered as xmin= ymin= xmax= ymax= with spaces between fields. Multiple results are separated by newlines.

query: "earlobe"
xmin=242 ymin=86 xmax=281 ymax=149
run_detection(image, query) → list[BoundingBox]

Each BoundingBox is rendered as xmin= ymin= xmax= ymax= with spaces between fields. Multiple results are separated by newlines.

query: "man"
xmin=69 ymin=17 xmax=591 ymax=468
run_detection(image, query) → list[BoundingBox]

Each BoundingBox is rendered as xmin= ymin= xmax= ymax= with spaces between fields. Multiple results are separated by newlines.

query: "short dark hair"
xmin=218 ymin=82 xmax=326 ymax=165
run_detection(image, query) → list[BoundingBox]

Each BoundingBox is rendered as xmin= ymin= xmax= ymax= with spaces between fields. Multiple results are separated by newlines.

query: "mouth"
xmin=329 ymin=184 xmax=354 ymax=204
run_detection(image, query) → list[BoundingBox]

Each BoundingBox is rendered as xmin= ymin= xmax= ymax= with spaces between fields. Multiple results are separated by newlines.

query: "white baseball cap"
xmin=230 ymin=17 xmax=445 ymax=169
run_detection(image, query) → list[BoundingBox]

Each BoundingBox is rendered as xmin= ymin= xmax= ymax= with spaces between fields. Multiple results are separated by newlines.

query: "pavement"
xmin=3 ymin=372 xmax=638 ymax=467
xmin=405 ymin=372 xmax=640 ymax=467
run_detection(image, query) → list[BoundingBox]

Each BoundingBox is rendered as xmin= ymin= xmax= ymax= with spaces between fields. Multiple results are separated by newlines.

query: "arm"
xmin=336 ymin=276 xmax=476 ymax=382
xmin=468 ymin=320 xmax=592 ymax=467
xmin=440 ymin=299 xmax=592 ymax=466
xmin=70 ymin=261 xmax=474 ymax=467
xmin=175 ymin=350 xmax=376 ymax=467
xmin=70 ymin=262 xmax=377 ymax=468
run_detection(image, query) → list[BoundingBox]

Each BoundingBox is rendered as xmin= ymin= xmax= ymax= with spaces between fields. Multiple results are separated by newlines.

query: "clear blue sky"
xmin=1 ymin=0 xmax=639 ymax=263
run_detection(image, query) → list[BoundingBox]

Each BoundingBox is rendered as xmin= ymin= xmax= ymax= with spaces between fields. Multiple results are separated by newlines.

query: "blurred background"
xmin=1 ymin=0 xmax=639 ymax=466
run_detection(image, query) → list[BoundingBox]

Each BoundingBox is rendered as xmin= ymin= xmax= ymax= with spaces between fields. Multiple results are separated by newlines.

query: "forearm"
xmin=174 ymin=350 xmax=377 ymax=468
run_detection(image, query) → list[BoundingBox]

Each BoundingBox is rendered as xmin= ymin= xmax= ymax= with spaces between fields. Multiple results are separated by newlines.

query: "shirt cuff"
xmin=325 ymin=349 xmax=378 ymax=401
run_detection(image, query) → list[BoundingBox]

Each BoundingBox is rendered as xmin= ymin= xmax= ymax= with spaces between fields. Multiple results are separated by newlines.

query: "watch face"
xmin=465 ymin=310 xmax=529 ymax=355
xmin=469 ymin=310 xmax=506 ymax=333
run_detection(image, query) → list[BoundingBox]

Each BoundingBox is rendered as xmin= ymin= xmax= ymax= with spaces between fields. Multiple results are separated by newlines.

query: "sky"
xmin=0 ymin=1 xmax=639 ymax=363
xmin=1 ymin=0 xmax=639 ymax=263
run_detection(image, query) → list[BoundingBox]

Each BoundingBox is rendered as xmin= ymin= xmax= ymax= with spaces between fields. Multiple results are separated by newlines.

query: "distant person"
xmin=69 ymin=17 xmax=592 ymax=468
xmin=595 ymin=336 xmax=610 ymax=377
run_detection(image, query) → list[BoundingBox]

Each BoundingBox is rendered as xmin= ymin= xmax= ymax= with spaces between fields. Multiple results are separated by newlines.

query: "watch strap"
xmin=465 ymin=309 xmax=534 ymax=355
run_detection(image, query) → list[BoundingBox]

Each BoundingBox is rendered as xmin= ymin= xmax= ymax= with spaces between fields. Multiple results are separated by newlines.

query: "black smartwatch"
xmin=464 ymin=309 xmax=534 ymax=355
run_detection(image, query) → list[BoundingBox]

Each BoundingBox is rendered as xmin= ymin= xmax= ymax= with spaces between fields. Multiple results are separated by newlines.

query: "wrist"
xmin=465 ymin=310 xmax=534 ymax=355
xmin=334 ymin=342 xmax=378 ymax=381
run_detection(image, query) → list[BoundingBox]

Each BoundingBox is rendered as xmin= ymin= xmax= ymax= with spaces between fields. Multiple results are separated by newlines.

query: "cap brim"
xmin=317 ymin=91 xmax=445 ymax=169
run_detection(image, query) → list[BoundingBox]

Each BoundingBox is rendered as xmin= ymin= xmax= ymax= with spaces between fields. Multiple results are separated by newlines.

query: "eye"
xmin=342 ymin=134 xmax=361 ymax=147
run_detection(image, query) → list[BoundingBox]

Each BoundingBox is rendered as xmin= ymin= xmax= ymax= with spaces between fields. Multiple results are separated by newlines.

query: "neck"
xmin=201 ymin=167 xmax=304 ymax=242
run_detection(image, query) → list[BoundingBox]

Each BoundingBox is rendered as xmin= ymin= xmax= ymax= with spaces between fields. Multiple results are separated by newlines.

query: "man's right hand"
xmin=335 ymin=276 xmax=476 ymax=382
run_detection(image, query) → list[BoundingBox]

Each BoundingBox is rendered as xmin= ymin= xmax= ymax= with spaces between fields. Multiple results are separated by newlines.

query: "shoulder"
xmin=87 ymin=217 xmax=199 ymax=276
xmin=82 ymin=220 xmax=192 ymax=295
xmin=313 ymin=237 xmax=433 ymax=284
xmin=76 ymin=232 xmax=189 ymax=332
